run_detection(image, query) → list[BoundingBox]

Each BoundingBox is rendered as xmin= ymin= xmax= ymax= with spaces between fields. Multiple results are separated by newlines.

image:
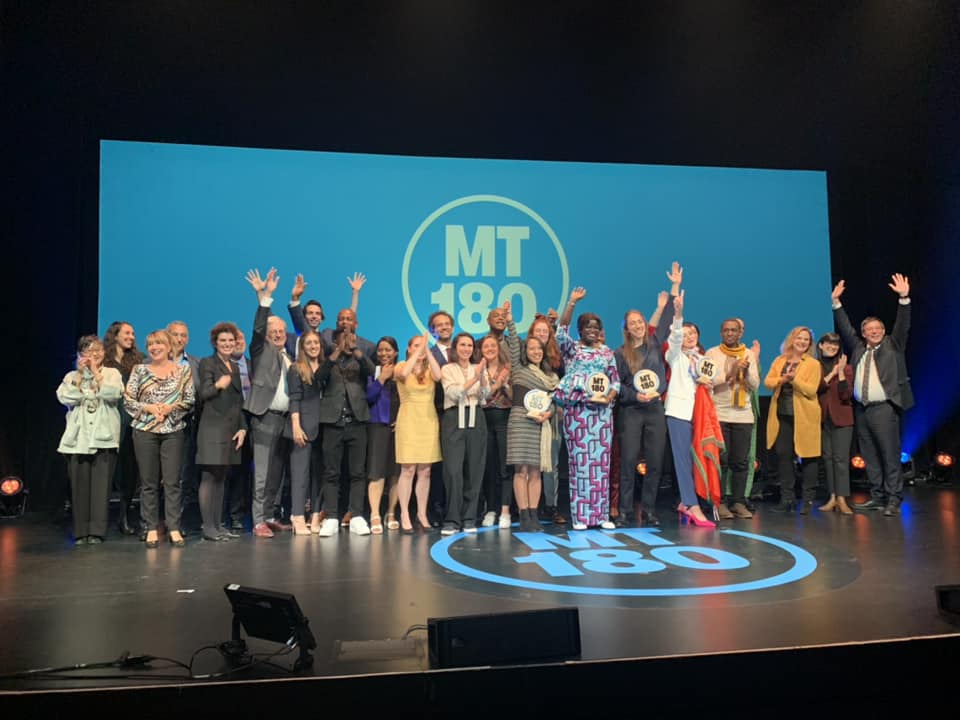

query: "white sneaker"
xmin=498 ymin=513 xmax=512 ymax=529
xmin=482 ymin=511 xmax=496 ymax=527
xmin=599 ymin=520 xmax=616 ymax=530
xmin=317 ymin=518 xmax=339 ymax=537
xmin=349 ymin=516 xmax=371 ymax=536
xmin=572 ymin=521 xmax=587 ymax=531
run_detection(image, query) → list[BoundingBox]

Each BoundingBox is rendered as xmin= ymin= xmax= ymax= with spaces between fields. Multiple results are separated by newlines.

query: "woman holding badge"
xmin=555 ymin=288 xmax=620 ymax=531
xmin=613 ymin=273 xmax=678 ymax=527
xmin=503 ymin=302 xmax=560 ymax=532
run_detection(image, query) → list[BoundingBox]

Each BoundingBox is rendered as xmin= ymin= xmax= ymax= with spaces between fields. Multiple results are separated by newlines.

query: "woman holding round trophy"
xmin=502 ymin=302 xmax=560 ymax=532
xmin=555 ymin=288 xmax=620 ymax=531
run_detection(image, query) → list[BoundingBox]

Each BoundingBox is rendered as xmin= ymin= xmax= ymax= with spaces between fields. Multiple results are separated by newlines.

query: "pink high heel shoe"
xmin=677 ymin=503 xmax=716 ymax=528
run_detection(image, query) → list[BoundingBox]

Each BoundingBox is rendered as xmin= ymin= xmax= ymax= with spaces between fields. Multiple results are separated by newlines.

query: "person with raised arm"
xmin=764 ymin=326 xmax=822 ymax=514
xmin=57 ymin=335 xmax=124 ymax=545
xmin=503 ymin=302 xmax=559 ymax=532
xmin=394 ymin=332 xmax=444 ymax=533
xmin=195 ymin=322 xmax=247 ymax=541
xmin=663 ymin=290 xmax=717 ymax=528
xmin=287 ymin=271 xmax=365 ymax=345
xmin=613 ymin=264 xmax=680 ymax=527
xmin=477 ymin=333 xmax=512 ymax=528
xmin=242 ymin=267 xmax=294 ymax=538
xmin=439 ymin=332 xmax=490 ymax=535
xmin=555 ymin=287 xmax=620 ymax=531
xmin=832 ymin=274 xmax=913 ymax=516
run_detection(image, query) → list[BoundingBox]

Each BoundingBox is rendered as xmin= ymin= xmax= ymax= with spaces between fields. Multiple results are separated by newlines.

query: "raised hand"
xmin=889 ymin=273 xmax=910 ymax=297
xmin=291 ymin=273 xmax=308 ymax=302
xmin=264 ymin=267 xmax=280 ymax=296
xmin=245 ymin=268 xmax=266 ymax=293
xmin=503 ymin=300 xmax=513 ymax=323
xmin=569 ymin=287 xmax=587 ymax=304
xmin=348 ymin=272 xmax=367 ymax=292
xmin=832 ymin=280 xmax=846 ymax=301
xmin=656 ymin=291 xmax=669 ymax=310
xmin=666 ymin=261 xmax=683 ymax=287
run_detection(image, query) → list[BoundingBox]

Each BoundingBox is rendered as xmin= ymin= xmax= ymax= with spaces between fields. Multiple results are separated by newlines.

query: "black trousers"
xmin=290 ymin=434 xmax=323 ymax=517
xmin=321 ymin=422 xmax=367 ymax=518
xmin=113 ymin=410 xmax=140 ymax=510
xmin=822 ymin=419 xmax=854 ymax=496
xmin=134 ymin=429 xmax=184 ymax=531
xmin=719 ymin=421 xmax=753 ymax=505
xmin=617 ymin=403 xmax=667 ymax=515
xmin=67 ymin=450 xmax=117 ymax=539
xmin=855 ymin=401 xmax=903 ymax=503
xmin=482 ymin=407 xmax=511 ymax=513
xmin=771 ymin=415 xmax=818 ymax=503
xmin=441 ymin=408 xmax=487 ymax=528
xmin=225 ymin=438 xmax=252 ymax=525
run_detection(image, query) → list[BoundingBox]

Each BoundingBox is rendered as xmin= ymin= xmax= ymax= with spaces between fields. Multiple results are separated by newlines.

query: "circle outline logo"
xmin=401 ymin=194 xmax=570 ymax=334
xmin=430 ymin=528 xmax=818 ymax=597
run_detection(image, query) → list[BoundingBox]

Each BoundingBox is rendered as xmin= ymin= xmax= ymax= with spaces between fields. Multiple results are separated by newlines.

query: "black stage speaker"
xmin=427 ymin=607 xmax=581 ymax=669
xmin=935 ymin=584 xmax=960 ymax=626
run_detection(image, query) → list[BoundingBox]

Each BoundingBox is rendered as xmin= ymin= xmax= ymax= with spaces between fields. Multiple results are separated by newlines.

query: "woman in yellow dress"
xmin=394 ymin=332 xmax=443 ymax=533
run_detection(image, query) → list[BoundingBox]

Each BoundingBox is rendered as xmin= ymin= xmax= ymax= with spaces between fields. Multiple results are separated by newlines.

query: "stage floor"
xmin=1 ymin=483 xmax=958 ymax=690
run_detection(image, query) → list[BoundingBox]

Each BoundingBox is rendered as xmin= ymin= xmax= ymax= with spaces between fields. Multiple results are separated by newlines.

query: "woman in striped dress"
xmin=504 ymin=303 xmax=560 ymax=532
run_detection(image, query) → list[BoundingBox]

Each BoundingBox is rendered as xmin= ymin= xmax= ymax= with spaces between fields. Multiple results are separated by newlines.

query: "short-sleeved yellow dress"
xmin=395 ymin=361 xmax=442 ymax=464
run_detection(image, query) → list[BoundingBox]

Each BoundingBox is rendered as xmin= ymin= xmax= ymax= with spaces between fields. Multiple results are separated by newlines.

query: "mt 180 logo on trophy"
xmin=401 ymin=195 xmax=569 ymax=335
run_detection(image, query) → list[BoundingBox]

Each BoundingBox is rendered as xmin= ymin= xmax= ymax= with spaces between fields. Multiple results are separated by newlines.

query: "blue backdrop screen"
xmin=100 ymin=140 xmax=831 ymax=391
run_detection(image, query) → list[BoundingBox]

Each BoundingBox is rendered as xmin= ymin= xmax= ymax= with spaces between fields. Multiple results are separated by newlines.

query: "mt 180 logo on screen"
xmin=402 ymin=195 xmax=569 ymax=335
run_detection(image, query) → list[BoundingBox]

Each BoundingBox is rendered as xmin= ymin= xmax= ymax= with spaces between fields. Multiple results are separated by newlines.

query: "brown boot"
xmin=819 ymin=495 xmax=837 ymax=512
xmin=717 ymin=503 xmax=735 ymax=520
xmin=731 ymin=502 xmax=754 ymax=519
xmin=836 ymin=497 xmax=853 ymax=515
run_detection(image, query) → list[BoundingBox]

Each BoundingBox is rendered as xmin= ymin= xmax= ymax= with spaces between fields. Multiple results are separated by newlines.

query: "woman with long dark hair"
xmin=527 ymin=313 xmax=566 ymax=525
xmin=764 ymin=326 xmax=823 ymax=514
xmin=57 ymin=335 xmax=123 ymax=544
xmin=102 ymin=321 xmax=144 ymax=535
xmin=439 ymin=332 xmax=490 ymax=534
xmin=816 ymin=332 xmax=854 ymax=514
xmin=195 ymin=322 xmax=247 ymax=541
xmin=366 ymin=336 xmax=401 ymax=534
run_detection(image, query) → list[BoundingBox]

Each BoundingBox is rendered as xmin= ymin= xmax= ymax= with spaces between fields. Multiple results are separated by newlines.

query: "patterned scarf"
xmin=719 ymin=343 xmax=748 ymax=408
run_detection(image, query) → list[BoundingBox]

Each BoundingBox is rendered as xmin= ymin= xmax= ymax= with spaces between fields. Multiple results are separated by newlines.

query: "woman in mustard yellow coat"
xmin=764 ymin=326 xmax=822 ymax=514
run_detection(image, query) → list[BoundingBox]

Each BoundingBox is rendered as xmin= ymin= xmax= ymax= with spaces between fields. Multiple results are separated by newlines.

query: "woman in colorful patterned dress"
xmin=555 ymin=287 xmax=620 ymax=531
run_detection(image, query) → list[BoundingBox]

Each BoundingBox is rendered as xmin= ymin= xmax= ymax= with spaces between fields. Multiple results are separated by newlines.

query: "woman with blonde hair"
xmin=764 ymin=326 xmax=822 ymax=514
xmin=124 ymin=329 xmax=195 ymax=547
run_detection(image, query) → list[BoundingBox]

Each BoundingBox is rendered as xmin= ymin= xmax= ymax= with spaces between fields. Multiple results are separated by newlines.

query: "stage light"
xmin=931 ymin=452 xmax=955 ymax=485
xmin=900 ymin=452 xmax=912 ymax=464
xmin=934 ymin=452 xmax=954 ymax=468
xmin=0 ymin=476 xmax=27 ymax=518
xmin=635 ymin=462 xmax=647 ymax=476
xmin=851 ymin=456 xmax=866 ymax=470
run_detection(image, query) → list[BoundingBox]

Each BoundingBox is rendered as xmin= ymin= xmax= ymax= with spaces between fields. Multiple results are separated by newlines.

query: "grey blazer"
xmin=243 ymin=304 xmax=291 ymax=417
xmin=316 ymin=352 xmax=376 ymax=424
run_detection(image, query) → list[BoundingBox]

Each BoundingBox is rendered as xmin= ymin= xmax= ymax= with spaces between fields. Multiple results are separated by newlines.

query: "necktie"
xmin=860 ymin=347 xmax=873 ymax=403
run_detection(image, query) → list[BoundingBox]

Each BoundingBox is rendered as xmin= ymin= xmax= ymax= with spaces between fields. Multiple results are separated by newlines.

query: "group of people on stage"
xmin=56 ymin=262 xmax=914 ymax=546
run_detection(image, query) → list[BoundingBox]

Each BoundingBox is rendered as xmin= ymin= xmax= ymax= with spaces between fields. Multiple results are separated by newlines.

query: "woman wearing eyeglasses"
xmin=57 ymin=335 xmax=124 ymax=545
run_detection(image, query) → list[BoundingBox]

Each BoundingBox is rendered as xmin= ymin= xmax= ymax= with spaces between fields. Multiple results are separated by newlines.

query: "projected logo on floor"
xmin=429 ymin=527 xmax=836 ymax=604
xmin=401 ymin=195 xmax=569 ymax=336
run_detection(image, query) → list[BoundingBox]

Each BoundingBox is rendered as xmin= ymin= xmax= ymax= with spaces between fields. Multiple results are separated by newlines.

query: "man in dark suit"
xmin=427 ymin=310 xmax=455 ymax=525
xmin=832 ymin=274 xmax=913 ymax=516
xmin=243 ymin=267 xmax=294 ymax=538
xmin=315 ymin=326 xmax=376 ymax=537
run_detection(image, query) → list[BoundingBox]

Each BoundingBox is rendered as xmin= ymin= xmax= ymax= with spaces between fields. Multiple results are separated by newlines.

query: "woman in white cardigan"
xmin=56 ymin=335 xmax=124 ymax=544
